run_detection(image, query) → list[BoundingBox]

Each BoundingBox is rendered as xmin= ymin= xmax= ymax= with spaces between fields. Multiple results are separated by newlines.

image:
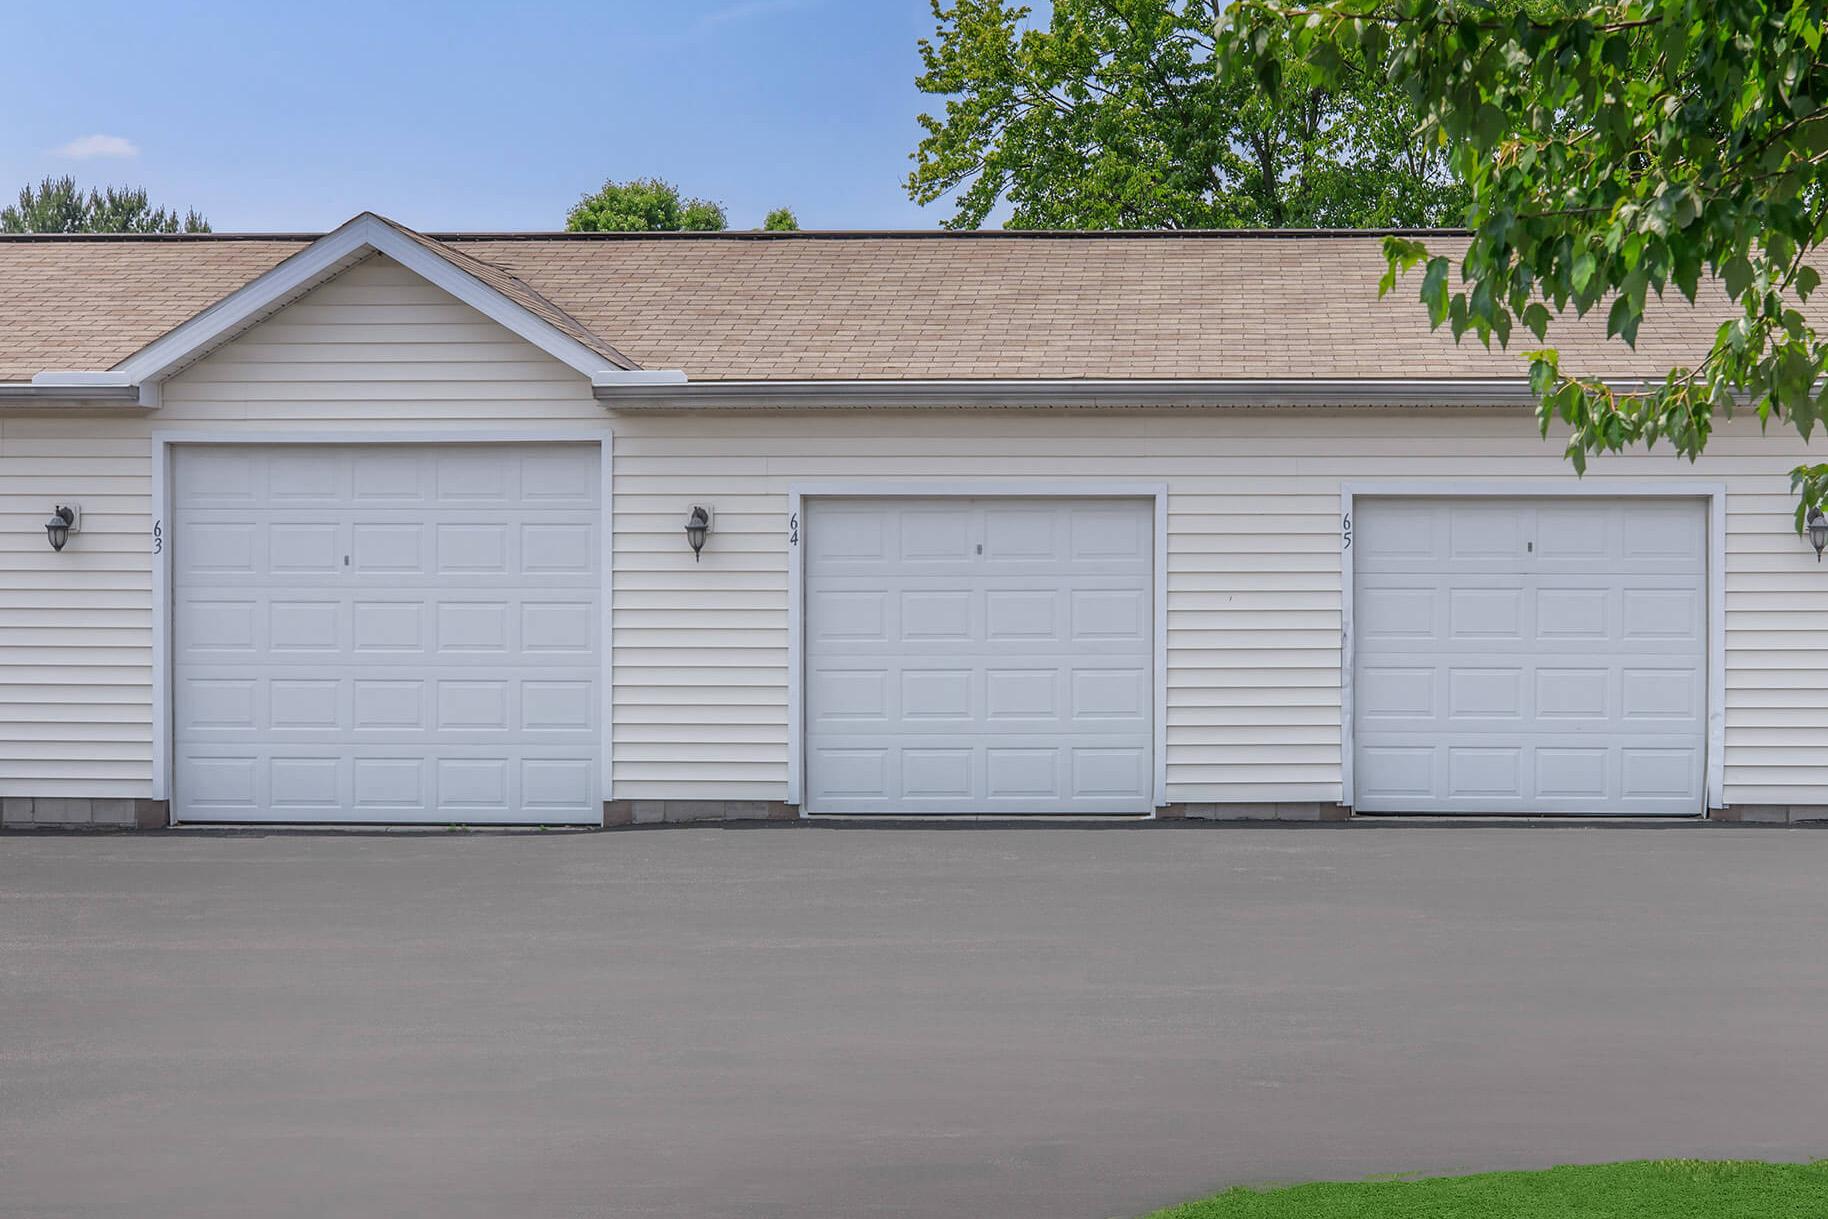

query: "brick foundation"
xmin=1710 ymin=805 xmax=1828 ymax=824
xmin=603 ymin=800 xmax=799 ymax=826
xmin=1162 ymin=802 xmax=1351 ymax=821
xmin=2 ymin=798 xmax=169 ymax=829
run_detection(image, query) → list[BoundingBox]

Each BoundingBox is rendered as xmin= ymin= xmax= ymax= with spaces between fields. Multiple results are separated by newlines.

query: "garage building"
xmin=0 ymin=214 xmax=1819 ymax=825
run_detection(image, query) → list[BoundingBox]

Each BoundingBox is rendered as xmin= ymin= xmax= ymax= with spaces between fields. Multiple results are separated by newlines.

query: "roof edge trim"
xmin=592 ymin=377 xmax=1645 ymax=409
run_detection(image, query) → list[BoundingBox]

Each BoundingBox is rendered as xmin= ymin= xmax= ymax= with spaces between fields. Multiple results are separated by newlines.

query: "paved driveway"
xmin=3 ymin=824 xmax=1826 ymax=1219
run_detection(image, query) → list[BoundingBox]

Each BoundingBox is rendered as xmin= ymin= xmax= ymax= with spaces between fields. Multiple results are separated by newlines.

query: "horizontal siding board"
xmin=614 ymin=705 xmax=785 ymax=726
xmin=0 ymin=703 xmax=151 ymax=722
xmin=612 ymin=780 xmax=788 ymax=799
xmin=0 ymin=779 xmax=149 ymax=797
xmin=0 ymin=722 xmax=150 ymax=743
xmin=1167 ymin=784 xmax=1341 ymax=804
xmin=614 ymin=685 xmax=786 ymax=706
xmin=1727 ymin=786 xmax=1828 ymax=803
xmin=616 ymin=724 xmax=783 ymax=743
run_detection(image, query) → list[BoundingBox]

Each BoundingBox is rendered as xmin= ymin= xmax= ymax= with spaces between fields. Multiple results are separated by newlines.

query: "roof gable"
xmin=114 ymin=213 xmax=638 ymax=384
xmin=21 ymin=213 xmax=653 ymax=404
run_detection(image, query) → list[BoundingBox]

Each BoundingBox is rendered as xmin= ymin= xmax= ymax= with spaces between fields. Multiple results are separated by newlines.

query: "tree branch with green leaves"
xmin=908 ymin=0 xmax=1466 ymax=229
xmin=1217 ymin=0 xmax=1828 ymax=526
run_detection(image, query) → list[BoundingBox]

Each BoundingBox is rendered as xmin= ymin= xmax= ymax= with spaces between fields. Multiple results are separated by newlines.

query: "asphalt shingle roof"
xmin=0 ymin=224 xmax=1731 ymax=384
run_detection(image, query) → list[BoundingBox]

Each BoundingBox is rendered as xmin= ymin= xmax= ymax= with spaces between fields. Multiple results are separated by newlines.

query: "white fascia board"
xmin=591 ymin=369 xmax=688 ymax=387
xmin=108 ymin=213 xmax=624 ymax=387
xmin=31 ymin=370 xmax=134 ymax=387
xmin=592 ymin=377 xmax=1659 ymax=409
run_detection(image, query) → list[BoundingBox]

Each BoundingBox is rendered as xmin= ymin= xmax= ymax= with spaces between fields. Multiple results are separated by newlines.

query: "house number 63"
xmin=152 ymin=520 xmax=163 ymax=555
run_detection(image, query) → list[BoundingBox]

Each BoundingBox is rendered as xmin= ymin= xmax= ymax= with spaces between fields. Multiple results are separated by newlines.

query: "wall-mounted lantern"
xmin=44 ymin=504 xmax=80 ymax=552
xmin=684 ymin=505 xmax=714 ymax=561
xmin=1809 ymin=508 xmax=1828 ymax=562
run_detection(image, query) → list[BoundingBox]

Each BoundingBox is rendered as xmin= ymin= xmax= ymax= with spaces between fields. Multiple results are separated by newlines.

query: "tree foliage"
xmin=907 ymin=0 xmax=1466 ymax=228
xmin=763 ymin=206 xmax=800 ymax=231
xmin=567 ymin=178 xmax=728 ymax=232
xmin=1 ymin=176 xmax=209 ymax=233
xmin=1217 ymin=0 xmax=1828 ymax=523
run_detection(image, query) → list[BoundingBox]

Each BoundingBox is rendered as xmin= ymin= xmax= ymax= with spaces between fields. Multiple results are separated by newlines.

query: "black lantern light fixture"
xmin=684 ymin=505 xmax=713 ymax=561
xmin=1809 ymin=508 xmax=1828 ymax=562
xmin=44 ymin=504 xmax=79 ymax=553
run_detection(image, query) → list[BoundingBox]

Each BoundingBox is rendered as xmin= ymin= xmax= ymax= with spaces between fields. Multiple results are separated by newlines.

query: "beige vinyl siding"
xmin=609 ymin=408 xmax=1828 ymax=808
xmin=0 ymin=422 xmax=153 ymax=794
xmin=0 ymin=254 xmax=602 ymax=799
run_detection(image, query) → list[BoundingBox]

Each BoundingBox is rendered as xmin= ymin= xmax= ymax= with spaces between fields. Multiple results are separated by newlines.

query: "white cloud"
xmin=54 ymin=134 xmax=139 ymax=160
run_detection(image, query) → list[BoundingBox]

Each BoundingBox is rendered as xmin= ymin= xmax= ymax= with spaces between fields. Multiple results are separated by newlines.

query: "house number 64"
xmin=789 ymin=512 xmax=799 ymax=546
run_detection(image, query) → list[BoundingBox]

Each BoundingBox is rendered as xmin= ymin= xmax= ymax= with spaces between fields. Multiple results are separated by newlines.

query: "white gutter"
xmin=591 ymin=377 xmax=1656 ymax=409
xmin=0 ymin=376 xmax=144 ymax=403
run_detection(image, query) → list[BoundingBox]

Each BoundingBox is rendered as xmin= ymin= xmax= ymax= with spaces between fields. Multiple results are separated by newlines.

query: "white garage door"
xmin=172 ymin=444 xmax=601 ymax=824
xmin=1352 ymin=497 xmax=1707 ymax=815
xmin=803 ymin=498 xmax=1155 ymax=815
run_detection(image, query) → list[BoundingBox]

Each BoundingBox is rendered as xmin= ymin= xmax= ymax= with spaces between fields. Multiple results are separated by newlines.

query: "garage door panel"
xmin=1621 ymin=666 xmax=1704 ymax=721
xmin=1621 ymin=746 xmax=1703 ymax=799
xmin=1353 ymin=497 xmax=1705 ymax=815
xmin=174 ymin=444 xmax=600 ymax=824
xmin=805 ymin=497 xmax=1153 ymax=814
xmin=179 ymin=743 xmax=599 ymax=822
xmin=1536 ymin=747 xmax=1608 ymax=799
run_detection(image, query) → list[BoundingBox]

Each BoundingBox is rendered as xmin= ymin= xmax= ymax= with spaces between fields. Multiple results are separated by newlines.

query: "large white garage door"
xmin=172 ymin=444 xmax=601 ymax=824
xmin=1352 ymin=497 xmax=1706 ymax=815
xmin=804 ymin=498 xmax=1154 ymax=815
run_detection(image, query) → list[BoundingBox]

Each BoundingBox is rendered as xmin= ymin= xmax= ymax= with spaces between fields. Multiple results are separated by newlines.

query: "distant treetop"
xmin=2 ymin=176 xmax=210 ymax=233
xmin=567 ymin=178 xmax=728 ymax=232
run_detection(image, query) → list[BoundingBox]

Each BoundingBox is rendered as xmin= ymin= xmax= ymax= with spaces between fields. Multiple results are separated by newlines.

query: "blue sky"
xmin=2 ymin=1 xmax=961 ymax=232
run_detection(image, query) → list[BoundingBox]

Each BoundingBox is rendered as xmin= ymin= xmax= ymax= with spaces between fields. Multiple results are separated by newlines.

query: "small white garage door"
xmin=803 ymin=497 xmax=1155 ymax=815
xmin=172 ymin=444 xmax=601 ymax=823
xmin=1352 ymin=497 xmax=1707 ymax=815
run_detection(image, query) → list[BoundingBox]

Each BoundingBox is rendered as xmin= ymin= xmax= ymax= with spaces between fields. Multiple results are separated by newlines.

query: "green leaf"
xmin=1722 ymin=256 xmax=1754 ymax=300
xmin=1529 ymin=352 xmax=1560 ymax=396
xmin=1607 ymin=294 xmax=1641 ymax=346
xmin=1421 ymin=256 xmax=1451 ymax=328
xmin=1571 ymin=252 xmax=1598 ymax=294
xmin=1522 ymin=302 xmax=1552 ymax=340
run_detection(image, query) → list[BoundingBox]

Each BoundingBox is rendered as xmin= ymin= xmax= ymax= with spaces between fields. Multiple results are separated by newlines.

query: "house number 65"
xmin=1341 ymin=513 xmax=1352 ymax=550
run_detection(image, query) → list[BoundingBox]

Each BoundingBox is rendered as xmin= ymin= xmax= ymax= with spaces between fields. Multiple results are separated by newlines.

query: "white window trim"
xmin=785 ymin=481 xmax=1170 ymax=814
xmin=150 ymin=427 xmax=614 ymax=818
xmin=1339 ymin=480 xmax=1728 ymax=812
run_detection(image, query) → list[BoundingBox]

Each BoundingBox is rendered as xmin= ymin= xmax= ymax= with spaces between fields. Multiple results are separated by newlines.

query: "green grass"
xmin=1144 ymin=1160 xmax=1828 ymax=1218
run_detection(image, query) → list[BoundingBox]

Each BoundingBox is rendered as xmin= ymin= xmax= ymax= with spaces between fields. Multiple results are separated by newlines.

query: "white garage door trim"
xmin=1341 ymin=481 xmax=1726 ymax=812
xmin=152 ymin=429 xmax=613 ymax=821
xmin=787 ymin=482 xmax=1169 ymax=813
